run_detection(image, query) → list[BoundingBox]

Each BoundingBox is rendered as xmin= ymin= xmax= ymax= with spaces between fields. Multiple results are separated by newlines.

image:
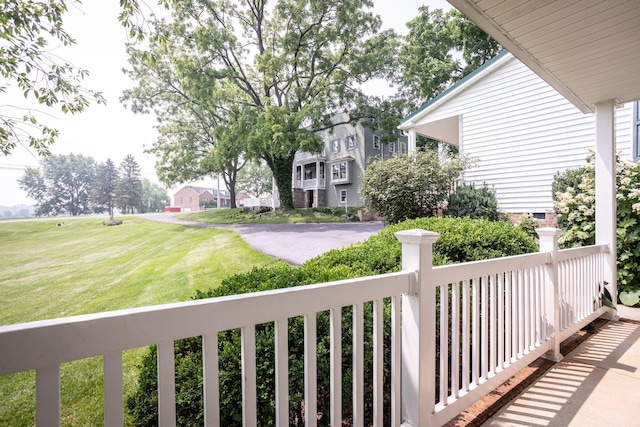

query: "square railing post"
xmin=395 ymin=229 xmax=439 ymax=427
xmin=537 ymin=228 xmax=564 ymax=362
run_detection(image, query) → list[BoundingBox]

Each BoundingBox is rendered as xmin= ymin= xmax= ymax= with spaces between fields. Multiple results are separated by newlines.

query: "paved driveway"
xmin=139 ymin=213 xmax=385 ymax=264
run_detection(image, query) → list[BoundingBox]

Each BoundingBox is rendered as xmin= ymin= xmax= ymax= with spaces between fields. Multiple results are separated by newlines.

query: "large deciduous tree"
xmin=18 ymin=153 xmax=96 ymax=216
xmin=139 ymin=178 xmax=169 ymax=213
xmin=124 ymin=0 xmax=395 ymax=209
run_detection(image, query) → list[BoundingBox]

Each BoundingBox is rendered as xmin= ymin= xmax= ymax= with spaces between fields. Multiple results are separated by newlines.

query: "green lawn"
xmin=177 ymin=207 xmax=359 ymax=224
xmin=0 ymin=216 xmax=279 ymax=425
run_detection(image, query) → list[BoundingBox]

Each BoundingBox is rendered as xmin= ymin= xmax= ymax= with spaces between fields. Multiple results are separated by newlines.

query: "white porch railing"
xmin=0 ymin=228 xmax=613 ymax=426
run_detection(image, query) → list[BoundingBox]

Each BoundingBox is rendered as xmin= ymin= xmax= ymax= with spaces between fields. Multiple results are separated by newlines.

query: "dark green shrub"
xmin=360 ymin=149 xmax=469 ymax=223
xmin=126 ymin=218 xmax=537 ymax=425
xmin=446 ymin=183 xmax=500 ymax=221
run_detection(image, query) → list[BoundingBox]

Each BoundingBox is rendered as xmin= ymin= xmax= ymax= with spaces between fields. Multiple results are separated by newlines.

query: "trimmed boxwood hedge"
xmin=127 ymin=217 xmax=537 ymax=426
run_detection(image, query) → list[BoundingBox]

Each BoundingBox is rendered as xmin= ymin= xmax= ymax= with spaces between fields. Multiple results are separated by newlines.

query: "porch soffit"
xmin=449 ymin=0 xmax=640 ymax=113
xmin=411 ymin=116 xmax=460 ymax=147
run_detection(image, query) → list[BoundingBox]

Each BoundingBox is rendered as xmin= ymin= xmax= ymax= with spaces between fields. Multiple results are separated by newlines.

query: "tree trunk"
xmin=265 ymin=153 xmax=295 ymax=210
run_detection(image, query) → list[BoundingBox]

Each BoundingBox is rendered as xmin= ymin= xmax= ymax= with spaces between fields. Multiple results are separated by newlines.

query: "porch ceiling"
xmin=449 ymin=0 xmax=640 ymax=113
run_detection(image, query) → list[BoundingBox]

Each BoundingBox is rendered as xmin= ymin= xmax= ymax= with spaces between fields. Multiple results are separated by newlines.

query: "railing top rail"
xmin=0 ymin=271 xmax=411 ymax=376
xmin=431 ymin=251 xmax=550 ymax=284
xmin=557 ymin=243 xmax=609 ymax=262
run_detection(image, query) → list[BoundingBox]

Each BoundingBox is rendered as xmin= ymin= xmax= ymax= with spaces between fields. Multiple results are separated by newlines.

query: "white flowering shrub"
xmin=553 ymin=153 xmax=640 ymax=306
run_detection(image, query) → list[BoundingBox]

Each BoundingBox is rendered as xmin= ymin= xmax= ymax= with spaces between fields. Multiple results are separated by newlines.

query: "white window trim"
xmin=373 ymin=135 xmax=380 ymax=150
xmin=331 ymin=139 xmax=340 ymax=153
xmin=339 ymin=189 xmax=348 ymax=204
xmin=346 ymin=135 xmax=357 ymax=150
xmin=331 ymin=161 xmax=349 ymax=184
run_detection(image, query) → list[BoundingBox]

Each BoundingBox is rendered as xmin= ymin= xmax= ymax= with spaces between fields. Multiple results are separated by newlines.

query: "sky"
xmin=1 ymin=0 xmax=452 ymax=206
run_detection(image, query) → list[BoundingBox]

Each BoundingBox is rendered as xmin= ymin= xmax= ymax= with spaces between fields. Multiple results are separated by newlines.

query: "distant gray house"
xmin=292 ymin=115 xmax=407 ymax=208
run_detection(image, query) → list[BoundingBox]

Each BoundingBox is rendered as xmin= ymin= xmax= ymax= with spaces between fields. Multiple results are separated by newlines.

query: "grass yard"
xmin=178 ymin=206 xmax=360 ymax=224
xmin=0 ymin=216 xmax=279 ymax=426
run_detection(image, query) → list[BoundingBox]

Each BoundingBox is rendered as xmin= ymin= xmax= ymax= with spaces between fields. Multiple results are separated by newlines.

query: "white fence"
xmin=241 ymin=197 xmax=280 ymax=209
xmin=0 ymin=228 xmax=613 ymax=426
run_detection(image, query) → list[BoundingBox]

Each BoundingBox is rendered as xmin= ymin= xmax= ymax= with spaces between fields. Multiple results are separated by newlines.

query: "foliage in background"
xmin=92 ymin=159 xmax=119 ymax=220
xmin=398 ymin=7 xmax=502 ymax=105
xmin=446 ymin=183 xmax=500 ymax=221
xmin=127 ymin=217 xmax=537 ymax=426
xmin=553 ymin=153 xmax=640 ymax=306
xmin=360 ymin=149 xmax=469 ymax=223
xmin=236 ymin=161 xmax=274 ymax=198
xmin=515 ymin=213 xmax=540 ymax=241
xmin=365 ymin=7 xmax=501 ymax=147
xmin=17 ymin=153 xmax=167 ymax=216
xmin=552 ymin=166 xmax=587 ymax=230
xmin=18 ymin=154 xmax=96 ymax=216
xmin=139 ymin=178 xmax=170 ymax=213
xmin=116 ymin=154 xmax=142 ymax=214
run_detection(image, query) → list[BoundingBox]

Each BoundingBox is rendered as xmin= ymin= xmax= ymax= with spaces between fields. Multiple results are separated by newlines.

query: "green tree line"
xmin=17 ymin=153 xmax=169 ymax=217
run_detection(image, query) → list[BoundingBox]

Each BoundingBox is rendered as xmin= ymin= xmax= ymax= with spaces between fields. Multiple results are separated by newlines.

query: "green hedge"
xmin=127 ymin=217 xmax=537 ymax=426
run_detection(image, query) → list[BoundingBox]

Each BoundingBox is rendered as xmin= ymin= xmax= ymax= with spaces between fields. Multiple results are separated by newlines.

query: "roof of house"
xmin=449 ymin=0 xmax=640 ymax=113
xmin=400 ymin=50 xmax=511 ymax=128
xmin=176 ymin=186 xmax=230 ymax=198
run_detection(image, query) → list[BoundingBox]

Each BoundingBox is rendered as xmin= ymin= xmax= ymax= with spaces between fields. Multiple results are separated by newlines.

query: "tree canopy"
xmin=0 ymin=0 xmax=149 ymax=157
xmin=123 ymin=0 xmax=396 ymax=209
xmin=399 ymin=6 xmax=502 ymax=104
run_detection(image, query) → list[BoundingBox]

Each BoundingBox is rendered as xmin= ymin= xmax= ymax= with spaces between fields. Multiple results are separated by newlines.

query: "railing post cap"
xmin=536 ymin=227 xmax=562 ymax=237
xmin=395 ymin=229 xmax=440 ymax=244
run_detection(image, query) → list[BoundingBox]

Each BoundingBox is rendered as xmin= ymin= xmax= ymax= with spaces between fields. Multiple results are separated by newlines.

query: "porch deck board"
xmin=481 ymin=317 xmax=640 ymax=426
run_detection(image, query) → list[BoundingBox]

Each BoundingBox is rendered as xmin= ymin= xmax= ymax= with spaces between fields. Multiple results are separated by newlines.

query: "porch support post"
xmin=595 ymin=100 xmax=618 ymax=315
xmin=538 ymin=228 xmax=563 ymax=363
xmin=395 ymin=229 xmax=439 ymax=427
xmin=408 ymin=130 xmax=417 ymax=152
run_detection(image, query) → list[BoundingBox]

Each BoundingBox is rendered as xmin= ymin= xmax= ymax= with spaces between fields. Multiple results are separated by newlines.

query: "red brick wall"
xmin=173 ymin=187 xmax=212 ymax=212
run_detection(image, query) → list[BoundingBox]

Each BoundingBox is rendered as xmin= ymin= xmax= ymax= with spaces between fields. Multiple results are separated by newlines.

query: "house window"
xmin=296 ymin=166 xmax=302 ymax=181
xmin=346 ymin=135 xmax=356 ymax=150
xmin=331 ymin=139 xmax=340 ymax=153
xmin=319 ymin=162 xmax=325 ymax=179
xmin=189 ymin=196 xmax=193 ymax=204
xmin=389 ymin=142 xmax=395 ymax=153
xmin=331 ymin=162 xmax=348 ymax=182
xmin=634 ymin=101 xmax=640 ymax=160
xmin=400 ymin=141 xmax=407 ymax=153
xmin=304 ymin=163 xmax=315 ymax=180
xmin=340 ymin=189 xmax=348 ymax=204
xmin=180 ymin=197 xmax=183 ymax=204
xmin=373 ymin=135 xmax=380 ymax=150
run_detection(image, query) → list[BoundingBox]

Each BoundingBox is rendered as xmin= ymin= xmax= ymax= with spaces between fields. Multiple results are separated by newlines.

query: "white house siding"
xmin=404 ymin=54 xmax=633 ymax=214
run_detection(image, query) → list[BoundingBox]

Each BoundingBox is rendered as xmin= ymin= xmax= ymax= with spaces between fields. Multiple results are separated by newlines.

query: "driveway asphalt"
xmin=138 ymin=213 xmax=385 ymax=265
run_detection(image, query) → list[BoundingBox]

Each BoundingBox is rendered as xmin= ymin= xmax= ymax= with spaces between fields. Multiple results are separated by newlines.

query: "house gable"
xmin=400 ymin=52 xmax=633 ymax=214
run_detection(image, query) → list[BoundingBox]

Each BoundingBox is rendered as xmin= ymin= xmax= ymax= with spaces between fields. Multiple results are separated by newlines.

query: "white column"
xmin=395 ymin=229 xmax=439 ymax=427
xmin=537 ymin=228 xmax=563 ymax=362
xmin=408 ymin=130 xmax=417 ymax=152
xmin=595 ymin=100 xmax=617 ymax=312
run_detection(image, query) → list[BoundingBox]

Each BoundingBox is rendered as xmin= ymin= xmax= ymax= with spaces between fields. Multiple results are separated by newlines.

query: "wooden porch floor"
xmin=448 ymin=308 xmax=640 ymax=427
